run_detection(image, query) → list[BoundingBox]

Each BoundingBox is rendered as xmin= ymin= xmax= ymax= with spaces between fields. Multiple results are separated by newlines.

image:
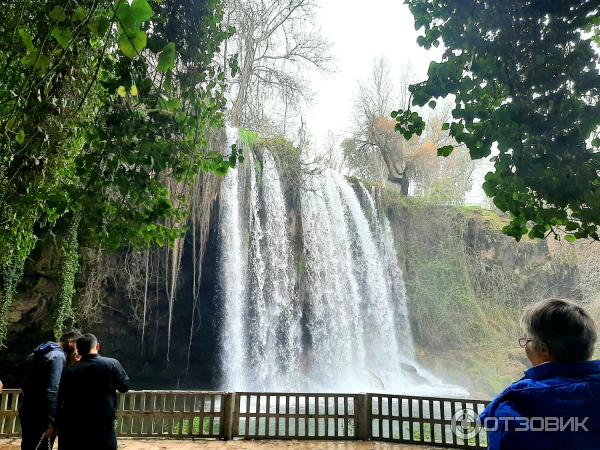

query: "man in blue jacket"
xmin=479 ymin=298 xmax=599 ymax=450
xmin=19 ymin=330 xmax=81 ymax=450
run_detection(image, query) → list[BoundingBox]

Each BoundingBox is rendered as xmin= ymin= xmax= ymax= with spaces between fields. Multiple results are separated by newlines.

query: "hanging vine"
xmin=186 ymin=171 xmax=220 ymax=371
xmin=54 ymin=213 xmax=82 ymax=340
xmin=0 ymin=206 xmax=37 ymax=346
xmin=165 ymin=235 xmax=184 ymax=367
xmin=0 ymin=231 xmax=35 ymax=347
xmin=141 ymin=249 xmax=149 ymax=358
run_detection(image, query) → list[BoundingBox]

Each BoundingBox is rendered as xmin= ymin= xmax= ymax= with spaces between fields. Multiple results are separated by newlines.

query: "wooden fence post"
xmin=222 ymin=392 xmax=236 ymax=440
xmin=356 ymin=393 xmax=370 ymax=440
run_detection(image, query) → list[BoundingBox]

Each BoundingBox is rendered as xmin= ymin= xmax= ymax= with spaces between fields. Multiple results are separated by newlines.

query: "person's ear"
xmin=537 ymin=341 xmax=550 ymax=361
xmin=96 ymin=342 xmax=101 ymax=352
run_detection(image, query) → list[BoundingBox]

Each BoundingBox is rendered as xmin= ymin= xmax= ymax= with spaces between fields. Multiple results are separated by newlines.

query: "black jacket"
xmin=19 ymin=342 xmax=66 ymax=426
xmin=59 ymin=354 xmax=129 ymax=429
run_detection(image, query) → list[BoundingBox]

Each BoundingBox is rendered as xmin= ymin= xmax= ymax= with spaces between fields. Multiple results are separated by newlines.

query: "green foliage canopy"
xmin=395 ymin=0 xmax=600 ymax=241
xmin=0 ymin=0 xmax=239 ymax=344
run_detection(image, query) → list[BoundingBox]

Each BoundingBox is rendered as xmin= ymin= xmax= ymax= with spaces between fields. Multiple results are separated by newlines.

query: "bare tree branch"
xmin=224 ymin=0 xmax=331 ymax=135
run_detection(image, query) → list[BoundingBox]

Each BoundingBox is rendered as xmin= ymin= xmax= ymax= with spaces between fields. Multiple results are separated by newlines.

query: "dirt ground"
xmin=0 ymin=439 xmax=445 ymax=450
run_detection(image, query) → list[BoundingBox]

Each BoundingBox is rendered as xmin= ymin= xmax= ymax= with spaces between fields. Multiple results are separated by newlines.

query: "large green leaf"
xmin=15 ymin=130 xmax=25 ymax=145
xmin=21 ymin=51 xmax=50 ymax=72
xmin=130 ymin=0 xmax=153 ymax=23
xmin=118 ymin=30 xmax=147 ymax=58
xmin=116 ymin=0 xmax=152 ymax=33
xmin=71 ymin=7 xmax=87 ymax=23
xmin=51 ymin=27 xmax=72 ymax=50
xmin=158 ymin=96 xmax=180 ymax=112
xmin=437 ymin=145 xmax=454 ymax=157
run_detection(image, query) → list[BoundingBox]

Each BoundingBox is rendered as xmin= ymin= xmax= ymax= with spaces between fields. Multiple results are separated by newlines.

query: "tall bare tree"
xmin=224 ymin=0 xmax=330 ymax=134
xmin=350 ymin=58 xmax=418 ymax=192
xmin=348 ymin=57 xmax=474 ymax=202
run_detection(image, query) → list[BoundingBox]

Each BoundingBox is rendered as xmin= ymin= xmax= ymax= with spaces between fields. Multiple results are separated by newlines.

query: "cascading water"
xmin=220 ymin=135 xmax=303 ymax=391
xmin=219 ymin=129 xmax=466 ymax=396
xmin=359 ymin=183 xmax=414 ymax=358
xmin=260 ymin=151 xmax=302 ymax=388
xmin=301 ymin=172 xmax=366 ymax=389
xmin=329 ymin=171 xmax=402 ymax=377
xmin=218 ymin=127 xmax=247 ymax=390
xmin=245 ymin=149 xmax=268 ymax=388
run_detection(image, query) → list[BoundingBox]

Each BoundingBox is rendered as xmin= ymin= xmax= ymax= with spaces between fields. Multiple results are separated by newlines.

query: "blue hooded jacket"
xmin=19 ymin=342 xmax=66 ymax=426
xmin=479 ymin=360 xmax=600 ymax=450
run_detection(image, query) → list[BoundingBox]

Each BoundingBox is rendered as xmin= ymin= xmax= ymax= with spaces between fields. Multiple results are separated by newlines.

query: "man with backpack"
xmin=18 ymin=330 xmax=81 ymax=450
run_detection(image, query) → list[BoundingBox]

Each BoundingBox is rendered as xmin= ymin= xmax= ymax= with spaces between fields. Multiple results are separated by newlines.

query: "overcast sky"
xmin=302 ymin=0 xmax=491 ymax=205
xmin=305 ymin=0 xmax=441 ymax=149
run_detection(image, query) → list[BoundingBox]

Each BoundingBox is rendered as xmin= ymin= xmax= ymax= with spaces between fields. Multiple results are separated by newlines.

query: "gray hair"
xmin=521 ymin=299 xmax=597 ymax=362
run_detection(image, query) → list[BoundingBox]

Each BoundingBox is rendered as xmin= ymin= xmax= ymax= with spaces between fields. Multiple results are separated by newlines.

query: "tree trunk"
xmin=230 ymin=39 xmax=256 ymax=127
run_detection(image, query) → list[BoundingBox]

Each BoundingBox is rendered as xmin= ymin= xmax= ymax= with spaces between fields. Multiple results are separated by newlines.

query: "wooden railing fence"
xmin=0 ymin=390 xmax=19 ymax=438
xmin=0 ymin=389 xmax=489 ymax=449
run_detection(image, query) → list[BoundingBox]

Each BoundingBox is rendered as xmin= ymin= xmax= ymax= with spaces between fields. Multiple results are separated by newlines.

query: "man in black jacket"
xmin=19 ymin=330 xmax=81 ymax=450
xmin=58 ymin=333 xmax=129 ymax=450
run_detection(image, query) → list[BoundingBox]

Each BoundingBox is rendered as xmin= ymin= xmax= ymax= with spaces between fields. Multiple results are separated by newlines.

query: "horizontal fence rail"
xmin=0 ymin=389 xmax=489 ymax=448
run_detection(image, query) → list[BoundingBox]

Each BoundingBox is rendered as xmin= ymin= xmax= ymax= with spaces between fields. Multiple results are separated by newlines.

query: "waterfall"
xmin=246 ymin=150 xmax=268 ymax=388
xmin=381 ymin=215 xmax=415 ymax=358
xmin=218 ymin=133 xmax=466 ymax=395
xmin=220 ymin=141 xmax=302 ymax=390
xmin=359 ymin=183 xmax=415 ymax=359
xmin=301 ymin=172 xmax=366 ymax=390
xmin=331 ymin=171 xmax=400 ymax=375
xmin=218 ymin=128 xmax=247 ymax=390
xmin=261 ymin=150 xmax=301 ymax=389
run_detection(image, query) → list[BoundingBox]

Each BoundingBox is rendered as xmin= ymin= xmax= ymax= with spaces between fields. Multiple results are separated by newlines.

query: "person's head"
xmin=59 ymin=329 xmax=82 ymax=354
xmin=520 ymin=298 xmax=597 ymax=366
xmin=76 ymin=333 xmax=100 ymax=356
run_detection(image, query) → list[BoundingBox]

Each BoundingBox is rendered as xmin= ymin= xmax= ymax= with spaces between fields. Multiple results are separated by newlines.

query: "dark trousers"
xmin=20 ymin=417 xmax=53 ymax=450
xmin=58 ymin=424 xmax=117 ymax=450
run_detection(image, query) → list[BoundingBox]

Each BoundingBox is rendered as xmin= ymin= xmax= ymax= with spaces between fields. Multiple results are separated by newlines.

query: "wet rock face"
xmin=1 ymin=239 xmax=62 ymax=385
xmin=9 ymin=241 xmax=62 ymax=328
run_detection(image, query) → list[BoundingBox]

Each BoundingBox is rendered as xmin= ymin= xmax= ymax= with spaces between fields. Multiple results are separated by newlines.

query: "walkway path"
xmin=0 ymin=439 xmax=445 ymax=450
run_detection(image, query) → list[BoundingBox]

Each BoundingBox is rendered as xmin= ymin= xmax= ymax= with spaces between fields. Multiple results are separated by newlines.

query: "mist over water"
xmin=219 ymin=131 xmax=467 ymax=396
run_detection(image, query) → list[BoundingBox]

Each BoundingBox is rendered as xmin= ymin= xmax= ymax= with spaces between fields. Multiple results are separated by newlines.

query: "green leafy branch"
xmin=395 ymin=0 xmax=600 ymax=242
